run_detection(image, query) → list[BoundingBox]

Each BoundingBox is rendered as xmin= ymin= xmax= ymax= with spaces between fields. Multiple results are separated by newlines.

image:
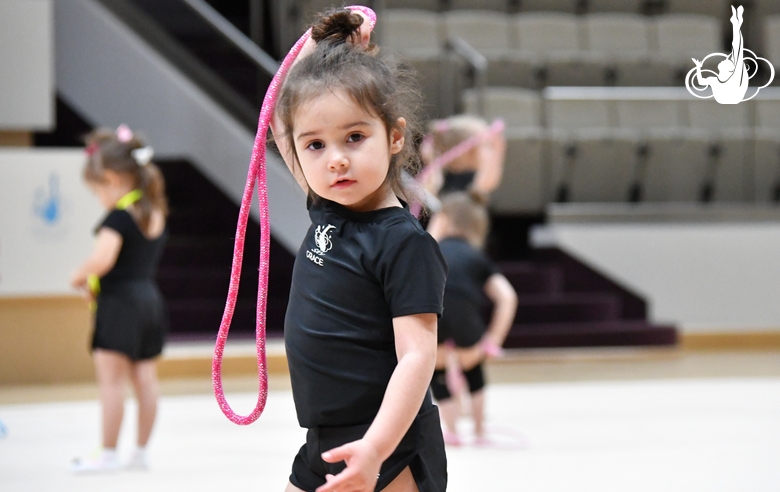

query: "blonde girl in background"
xmin=429 ymin=192 xmax=517 ymax=446
xmin=421 ymin=114 xmax=506 ymax=241
xmin=70 ymin=125 xmax=168 ymax=472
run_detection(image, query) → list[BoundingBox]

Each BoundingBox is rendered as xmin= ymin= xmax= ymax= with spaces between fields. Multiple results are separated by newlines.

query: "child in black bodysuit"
xmin=270 ymin=8 xmax=448 ymax=492
xmin=429 ymin=192 xmax=518 ymax=446
xmin=70 ymin=126 xmax=168 ymax=472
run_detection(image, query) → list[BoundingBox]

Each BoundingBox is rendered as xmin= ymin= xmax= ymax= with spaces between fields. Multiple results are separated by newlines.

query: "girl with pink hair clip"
xmin=264 ymin=6 xmax=447 ymax=492
xmin=70 ymin=124 xmax=168 ymax=473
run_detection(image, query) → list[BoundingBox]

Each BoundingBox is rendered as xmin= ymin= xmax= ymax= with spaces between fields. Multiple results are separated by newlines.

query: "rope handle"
xmin=212 ymin=6 xmax=377 ymax=425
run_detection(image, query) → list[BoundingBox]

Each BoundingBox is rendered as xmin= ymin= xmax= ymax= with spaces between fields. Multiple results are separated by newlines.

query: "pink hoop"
xmin=212 ymin=6 xmax=377 ymax=425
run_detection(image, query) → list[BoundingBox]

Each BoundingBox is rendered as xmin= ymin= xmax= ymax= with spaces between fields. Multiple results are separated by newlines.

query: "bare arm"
xmin=471 ymin=130 xmax=506 ymax=196
xmin=482 ymin=273 xmax=518 ymax=350
xmin=69 ymin=228 xmax=123 ymax=295
xmin=317 ymin=313 xmax=438 ymax=492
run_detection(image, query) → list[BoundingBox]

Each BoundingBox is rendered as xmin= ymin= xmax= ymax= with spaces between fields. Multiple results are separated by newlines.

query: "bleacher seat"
xmin=642 ymin=129 xmax=710 ymax=202
xmin=449 ymin=0 xmax=509 ymax=11
xmin=587 ymin=0 xmax=644 ymax=13
xmin=444 ymin=10 xmax=535 ymax=87
xmin=492 ymin=127 xmax=547 ymax=212
xmin=547 ymin=128 xmax=640 ymax=202
xmin=385 ymin=0 xmax=442 ymax=10
xmin=383 ymin=9 xmax=442 ymax=53
xmin=514 ymin=12 xmax=605 ymax=87
xmin=753 ymin=97 xmax=780 ymax=202
xmin=519 ymin=0 xmax=582 ymax=13
xmin=666 ymin=0 xmax=727 ymax=16
xmin=462 ymin=87 xmax=543 ymax=128
xmin=544 ymin=96 xmax=614 ymax=130
xmin=654 ymin=14 xmax=721 ymax=85
xmin=584 ymin=13 xmax=668 ymax=86
xmin=616 ymin=99 xmax=684 ymax=132
xmin=765 ymin=16 xmax=780 ymax=72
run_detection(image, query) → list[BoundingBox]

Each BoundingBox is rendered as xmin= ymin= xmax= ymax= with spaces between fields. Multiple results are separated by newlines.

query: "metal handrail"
xmin=445 ymin=36 xmax=488 ymax=116
xmin=181 ymin=0 xmax=279 ymax=77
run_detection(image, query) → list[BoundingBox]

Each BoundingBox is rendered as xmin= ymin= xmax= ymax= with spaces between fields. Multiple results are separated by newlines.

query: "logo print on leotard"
xmin=313 ymin=224 xmax=336 ymax=254
xmin=308 ymin=224 xmax=336 ymax=267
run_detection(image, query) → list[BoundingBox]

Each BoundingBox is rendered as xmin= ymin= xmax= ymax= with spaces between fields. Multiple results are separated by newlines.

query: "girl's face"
xmin=87 ymin=170 xmax=133 ymax=210
xmin=292 ymin=89 xmax=405 ymax=212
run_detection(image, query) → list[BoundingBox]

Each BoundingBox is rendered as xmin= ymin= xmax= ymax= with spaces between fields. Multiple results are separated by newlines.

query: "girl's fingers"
xmin=321 ymin=444 xmax=351 ymax=463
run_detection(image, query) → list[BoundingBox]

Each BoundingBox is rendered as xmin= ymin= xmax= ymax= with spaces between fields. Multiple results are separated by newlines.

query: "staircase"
xmin=157 ymin=159 xmax=293 ymax=340
xmin=497 ymin=248 xmax=677 ymax=348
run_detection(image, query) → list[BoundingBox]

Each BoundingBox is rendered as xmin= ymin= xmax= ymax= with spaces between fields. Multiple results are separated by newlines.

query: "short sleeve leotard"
xmin=437 ymin=237 xmax=498 ymax=347
xmin=92 ymin=209 xmax=169 ymax=360
xmin=285 ymin=198 xmax=448 ymax=492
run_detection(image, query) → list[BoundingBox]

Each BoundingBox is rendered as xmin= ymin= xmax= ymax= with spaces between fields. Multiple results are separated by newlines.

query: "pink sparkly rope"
xmin=213 ymin=6 xmax=377 ymax=425
xmin=411 ymin=118 xmax=505 ymax=217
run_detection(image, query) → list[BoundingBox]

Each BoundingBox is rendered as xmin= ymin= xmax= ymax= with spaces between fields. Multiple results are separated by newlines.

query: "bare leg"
xmin=470 ymin=389 xmax=486 ymax=438
xmin=130 ymin=358 xmax=159 ymax=447
xmin=94 ymin=349 xmax=132 ymax=449
xmin=382 ymin=466 xmax=419 ymax=492
xmin=437 ymin=398 xmax=459 ymax=435
xmin=284 ymin=482 xmax=305 ymax=492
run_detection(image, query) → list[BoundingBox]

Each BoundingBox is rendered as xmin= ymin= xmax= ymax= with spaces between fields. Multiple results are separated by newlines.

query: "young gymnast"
xmin=70 ymin=125 xmax=168 ymax=472
xmin=421 ymin=114 xmax=506 ymax=200
xmin=270 ymin=7 xmax=448 ymax=492
xmin=420 ymin=115 xmax=506 ymax=241
xmin=429 ymin=192 xmax=517 ymax=446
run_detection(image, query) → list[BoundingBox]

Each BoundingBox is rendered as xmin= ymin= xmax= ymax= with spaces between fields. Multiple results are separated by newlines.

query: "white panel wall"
xmin=0 ymin=149 xmax=103 ymax=297
xmin=0 ymin=0 xmax=54 ymax=130
xmin=55 ymin=0 xmax=309 ymax=252
xmin=533 ymin=223 xmax=780 ymax=332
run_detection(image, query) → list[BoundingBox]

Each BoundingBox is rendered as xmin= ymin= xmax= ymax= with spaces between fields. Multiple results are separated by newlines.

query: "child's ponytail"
xmin=310 ymin=8 xmax=365 ymax=47
xmin=137 ymin=161 xmax=169 ymax=231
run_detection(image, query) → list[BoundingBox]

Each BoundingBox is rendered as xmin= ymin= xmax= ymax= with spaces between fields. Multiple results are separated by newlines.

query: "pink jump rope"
xmin=410 ymin=118 xmax=505 ymax=218
xmin=212 ymin=6 xmax=377 ymax=425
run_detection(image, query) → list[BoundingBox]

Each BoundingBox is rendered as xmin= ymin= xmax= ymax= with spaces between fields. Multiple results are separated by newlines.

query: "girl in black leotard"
xmin=70 ymin=125 xmax=168 ymax=473
xmin=271 ymin=8 xmax=448 ymax=492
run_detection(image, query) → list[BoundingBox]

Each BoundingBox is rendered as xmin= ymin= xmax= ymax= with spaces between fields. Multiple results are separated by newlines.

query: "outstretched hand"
xmin=316 ymin=439 xmax=382 ymax=492
xmin=692 ymin=58 xmax=702 ymax=67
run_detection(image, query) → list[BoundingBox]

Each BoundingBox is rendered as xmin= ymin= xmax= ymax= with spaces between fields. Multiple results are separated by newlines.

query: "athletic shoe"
xmin=442 ymin=430 xmax=463 ymax=446
xmin=125 ymin=449 xmax=149 ymax=471
xmin=70 ymin=449 xmax=119 ymax=473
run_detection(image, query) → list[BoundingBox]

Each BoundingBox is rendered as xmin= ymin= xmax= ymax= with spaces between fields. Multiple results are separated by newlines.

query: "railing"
xmin=444 ymin=36 xmax=488 ymax=117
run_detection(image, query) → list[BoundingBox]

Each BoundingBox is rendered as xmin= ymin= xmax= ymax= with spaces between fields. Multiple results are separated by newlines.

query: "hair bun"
xmin=311 ymin=8 xmax=363 ymax=45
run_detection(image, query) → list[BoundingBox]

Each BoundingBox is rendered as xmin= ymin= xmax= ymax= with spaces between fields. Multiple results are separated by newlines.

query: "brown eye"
xmin=307 ymin=141 xmax=324 ymax=151
xmin=347 ymin=133 xmax=364 ymax=143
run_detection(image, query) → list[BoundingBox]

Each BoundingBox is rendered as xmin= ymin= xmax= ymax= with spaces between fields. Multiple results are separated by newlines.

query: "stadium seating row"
xmin=385 ymin=11 xmax=725 ymax=93
xmin=464 ymin=88 xmax=780 ymax=212
xmin=296 ymin=0 xmax=757 ymax=16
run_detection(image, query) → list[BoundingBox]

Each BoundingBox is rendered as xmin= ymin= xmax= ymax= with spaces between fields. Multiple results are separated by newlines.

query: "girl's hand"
xmin=317 ymin=439 xmax=382 ymax=492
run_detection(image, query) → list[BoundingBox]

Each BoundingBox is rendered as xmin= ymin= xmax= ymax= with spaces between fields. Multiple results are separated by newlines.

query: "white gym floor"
xmin=1 ymin=369 xmax=779 ymax=491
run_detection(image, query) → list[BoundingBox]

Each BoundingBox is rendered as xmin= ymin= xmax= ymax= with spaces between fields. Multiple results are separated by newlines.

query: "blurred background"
xmin=3 ymin=0 xmax=780 ymax=384
xmin=1 ymin=1 xmax=780 ymax=490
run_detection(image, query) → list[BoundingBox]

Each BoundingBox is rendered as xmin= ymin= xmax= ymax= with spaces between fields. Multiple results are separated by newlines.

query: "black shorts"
xmin=92 ymin=281 xmax=168 ymax=361
xmin=430 ymin=363 xmax=486 ymax=401
xmin=290 ymin=400 xmax=447 ymax=492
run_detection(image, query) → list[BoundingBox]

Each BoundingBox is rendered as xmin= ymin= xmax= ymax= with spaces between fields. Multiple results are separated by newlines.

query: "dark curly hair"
xmin=275 ymin=8 xmax=425 ymax=205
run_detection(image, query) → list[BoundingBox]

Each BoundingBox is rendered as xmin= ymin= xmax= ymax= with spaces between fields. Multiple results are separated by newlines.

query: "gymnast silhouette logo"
xmin=308 ymin=224 xmax=336 ymax=267
xmin=686 ymin=5 xmax=774 ymax=104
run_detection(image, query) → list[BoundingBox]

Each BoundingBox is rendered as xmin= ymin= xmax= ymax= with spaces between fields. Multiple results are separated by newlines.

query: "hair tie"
xmin=212 ymin=6 xmax=377 ymax=426
xmin=85 ymin=142 xmax=99 ymax=157
xmin=131 ymin=146 xmax=154 ymax=166
xmin=116 ymin=124 xmax=134 ymax=143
